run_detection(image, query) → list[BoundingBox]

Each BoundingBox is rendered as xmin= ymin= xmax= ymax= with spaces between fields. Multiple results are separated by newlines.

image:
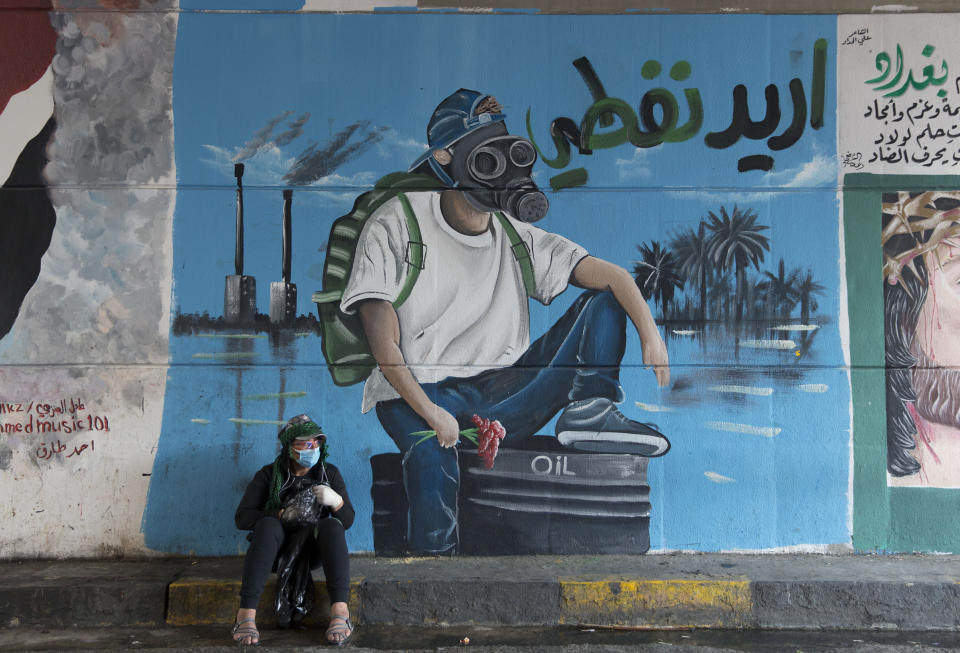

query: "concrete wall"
xmin=0 ymin=1 xmax=956 ymax=558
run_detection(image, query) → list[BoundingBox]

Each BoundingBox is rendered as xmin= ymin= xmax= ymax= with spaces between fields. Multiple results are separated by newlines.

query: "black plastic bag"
xmin=280 ymin=486 xmax=327 ymax=529
xmin=274 ymin=526 xmax=314 ymax=629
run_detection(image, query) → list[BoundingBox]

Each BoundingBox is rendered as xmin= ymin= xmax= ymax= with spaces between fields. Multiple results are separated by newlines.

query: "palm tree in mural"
xmin=705 ymin=206 xmax=770 ymax=322
xmin=745 ymin=273 xmax=768 ymax=320
xmin=669 ymin=222 xmax=711 ymax=322
xmin=632 ymin=240 xmax=685 ymax=318
xmin=795 ymin=268 xmax=826 ymax=324
xmin=761 ymin=258 xmax=800 ymax=321
xmin=707 ymin=271 xmax=733 ymax=322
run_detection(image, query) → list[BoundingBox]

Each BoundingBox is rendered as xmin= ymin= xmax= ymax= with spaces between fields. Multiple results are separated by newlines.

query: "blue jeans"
xmin=375 ymin=290 xmax=627 ymax=554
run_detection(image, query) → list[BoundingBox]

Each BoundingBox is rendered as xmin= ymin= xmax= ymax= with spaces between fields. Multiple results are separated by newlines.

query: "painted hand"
xmin=312 ymin=484 xmax=343 ymax=510
xmin=641 ymin=328 xmax=670 ymax=387
xmin=427 ymin=404 xmax=460 ymax=449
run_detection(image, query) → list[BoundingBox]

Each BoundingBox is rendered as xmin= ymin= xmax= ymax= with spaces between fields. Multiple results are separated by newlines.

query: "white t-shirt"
xmin=340 ymin=191 xmax=588 ymax=413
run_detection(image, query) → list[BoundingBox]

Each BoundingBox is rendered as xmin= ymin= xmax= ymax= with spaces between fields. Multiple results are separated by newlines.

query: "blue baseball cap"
xmin=409 ymin=88 xmax=506 ymax=186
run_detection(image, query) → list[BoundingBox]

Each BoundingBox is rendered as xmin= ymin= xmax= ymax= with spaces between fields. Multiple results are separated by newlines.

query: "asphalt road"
xmin=3 ymin=625 xmax=960 ymax=652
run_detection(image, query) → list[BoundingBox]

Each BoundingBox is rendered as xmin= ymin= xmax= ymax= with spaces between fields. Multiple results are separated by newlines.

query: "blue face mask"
xmin=292 ymin=445 xmax=320 ymax=469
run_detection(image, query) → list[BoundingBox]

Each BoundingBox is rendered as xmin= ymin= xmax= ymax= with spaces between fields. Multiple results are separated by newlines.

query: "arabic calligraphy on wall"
xmin=842 ymin=27 xmax=872 ymax=47
xmin=845 ymin=43 xmax=959 ymax=169
xmin=849 ymin=96 xmax=960 ymax=168
xmin=526 ymin=38 xmax=827 ymax=188
xmin=839 ymin=16 xmax=960 ymax=175
xmin=865 ymin=43 xmax=949 ymax=99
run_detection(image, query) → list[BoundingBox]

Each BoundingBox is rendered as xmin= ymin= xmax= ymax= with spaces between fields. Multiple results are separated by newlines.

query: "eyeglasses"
xmin=291 ymin=439 xmax=321 ymax=450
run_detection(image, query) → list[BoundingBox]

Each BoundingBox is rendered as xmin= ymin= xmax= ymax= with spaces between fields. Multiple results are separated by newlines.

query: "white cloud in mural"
xmin=294 ymin=171 xmax=382 ymax=208
xmin=764 ymin=152 xmax=835 ymax=188
xmin=204 ymin=125 xmax=423 ymax=197
xmin=374 ymin=128 xmax=427 ymax=163
xmin=201 ymin=143 xmax=296 ymax=186
xmin=201 ymin=144 xmax=381 ymax=195
xmin=666 ymin=149 xmax=835 ymax=206
xmin=666 ymin=188 xmax=778 ymax=206
xmin=705 ymin=471 xmax=736 ymax=483
xmin=616 ymin=148 xmax=653 ymax=183
xmin=307 ymin=170 xmax=377 ymax=188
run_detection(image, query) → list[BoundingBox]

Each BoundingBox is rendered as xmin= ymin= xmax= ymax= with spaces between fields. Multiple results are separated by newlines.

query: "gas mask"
xmin=444 ymin=123 xmax=549 ymax=223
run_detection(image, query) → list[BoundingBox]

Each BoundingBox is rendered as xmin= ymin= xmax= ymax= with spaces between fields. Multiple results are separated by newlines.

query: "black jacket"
xmin=235 ymin=460 xmax=355 ymax=531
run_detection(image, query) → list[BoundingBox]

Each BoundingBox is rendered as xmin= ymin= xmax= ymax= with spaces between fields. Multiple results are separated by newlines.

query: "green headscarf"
xmin=265 ymin=414 xmax=328 ymax=512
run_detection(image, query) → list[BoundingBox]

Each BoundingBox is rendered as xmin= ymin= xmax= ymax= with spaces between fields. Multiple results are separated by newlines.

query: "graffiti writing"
xmin=35 ymin=439 xmax=96 ymax=460
xmin=0 ymin=398 xmax=110 ymax=435
xmin=865 ymin=43 xmax=949 ymax=99
xmin=526 ymin=39 xmax=827 ymax=186
xmin=842 ymin=27 xmax=871 ymax=46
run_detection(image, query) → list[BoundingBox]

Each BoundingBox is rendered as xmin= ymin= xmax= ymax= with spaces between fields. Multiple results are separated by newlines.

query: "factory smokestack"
xmin=234 ymin=163 xmax=244 ymax=276
xmin=269 ymin=189 xmax=297 ymax=326
xmin=224 ymin=163 xmax=256 ymax=324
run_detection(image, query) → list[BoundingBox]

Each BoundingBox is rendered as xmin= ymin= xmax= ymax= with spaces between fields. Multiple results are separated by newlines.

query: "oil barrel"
xmin=458 ymin=437 xmax=650 ymax=555
xmin=369 ymin=437 xmax=652 ymax=556
xmin=369 ymin=453 xmax=407 ymax=556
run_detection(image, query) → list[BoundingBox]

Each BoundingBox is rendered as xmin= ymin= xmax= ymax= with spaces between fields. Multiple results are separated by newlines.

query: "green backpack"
xmin=312 ymin=172 xmax=537 ymax=386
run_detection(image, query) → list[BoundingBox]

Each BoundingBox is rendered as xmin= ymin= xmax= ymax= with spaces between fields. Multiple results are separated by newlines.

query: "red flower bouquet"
xmin=409 ymin=414 xmax=507 ymax=469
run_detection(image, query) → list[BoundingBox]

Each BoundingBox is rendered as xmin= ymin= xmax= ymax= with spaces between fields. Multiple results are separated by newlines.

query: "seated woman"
xmin=232 ymin=414 xmax=355 ymax=646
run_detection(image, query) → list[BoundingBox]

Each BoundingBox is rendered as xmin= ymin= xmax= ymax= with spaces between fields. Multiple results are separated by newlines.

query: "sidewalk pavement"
xmin=2 ymin=553 xmax=960 ymax=633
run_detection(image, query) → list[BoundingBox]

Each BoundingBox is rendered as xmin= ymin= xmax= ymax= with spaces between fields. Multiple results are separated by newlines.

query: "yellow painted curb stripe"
xmin=559 ymin=579 xmax=752 ymax=627
xmin=167 ymin=579 xmax=363 ymax=625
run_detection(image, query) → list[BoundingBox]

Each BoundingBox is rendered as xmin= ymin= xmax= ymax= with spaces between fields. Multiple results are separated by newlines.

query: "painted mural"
xmin=133 ymin=12 xmax=847 ymax=557
xmin=23 ymin=3 xmax=960 ymax=558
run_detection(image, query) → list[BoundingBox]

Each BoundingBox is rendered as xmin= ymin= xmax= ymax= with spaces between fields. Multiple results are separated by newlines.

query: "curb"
xmin=5 ymin=556 xmax=960 ymax=632
xmin=165 ymin=572 xmax=960 ymax=630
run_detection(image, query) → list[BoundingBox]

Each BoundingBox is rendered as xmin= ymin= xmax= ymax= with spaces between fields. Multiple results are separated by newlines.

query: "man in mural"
xmin=883 ymin=191 xmax=960 ymax=486
xmin=341 ymin=89 xmax=671 ymax=554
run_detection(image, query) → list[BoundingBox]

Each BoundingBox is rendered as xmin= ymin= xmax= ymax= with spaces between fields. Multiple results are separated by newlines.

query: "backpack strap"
xmin=495 ymin=212 xmax=536 ymax=298
xmin=385 ymin=197 xmax=534 ymax=309
xmin=393 ymin=192 xmax=424 ymax=307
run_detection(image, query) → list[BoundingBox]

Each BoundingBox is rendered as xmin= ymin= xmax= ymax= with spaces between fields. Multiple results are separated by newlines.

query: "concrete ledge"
xmin=753 ymin=580 xmax=960 ymax=630
xmin=162 ymin=554 xmax=960 ymax=631
xmin=0 ymin=560 xmax=186 ymax=627
xmin=5 ymin=554 xmax=960 ymax=631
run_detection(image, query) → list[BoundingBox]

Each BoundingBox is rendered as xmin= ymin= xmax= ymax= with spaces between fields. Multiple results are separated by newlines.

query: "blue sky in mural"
xmin=172 ymin=13 xmax=838 ymax=320
xmin=144 ymin=13 xmax=848 ymax=554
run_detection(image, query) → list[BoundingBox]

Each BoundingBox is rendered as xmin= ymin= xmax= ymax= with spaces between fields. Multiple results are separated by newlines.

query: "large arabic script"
xmin=526 ymin=39 xmax=828 ymax=189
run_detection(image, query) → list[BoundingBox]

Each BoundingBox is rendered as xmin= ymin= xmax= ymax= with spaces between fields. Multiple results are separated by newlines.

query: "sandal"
xmin=231 ymin=617 xmax=260 ymax=646
xmin=325 ymin=614 xmax=353 ymax=646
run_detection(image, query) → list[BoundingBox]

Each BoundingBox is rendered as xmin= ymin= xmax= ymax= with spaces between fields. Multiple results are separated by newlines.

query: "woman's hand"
xmin=313 ymin=485 xmax=344 ymax=511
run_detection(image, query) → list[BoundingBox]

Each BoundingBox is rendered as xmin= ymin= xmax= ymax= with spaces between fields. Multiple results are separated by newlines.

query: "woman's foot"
xmin=232 ymin=608 xmax=260 ymax=646
xmin=325 ymin=607 xmax=353 ymax=646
